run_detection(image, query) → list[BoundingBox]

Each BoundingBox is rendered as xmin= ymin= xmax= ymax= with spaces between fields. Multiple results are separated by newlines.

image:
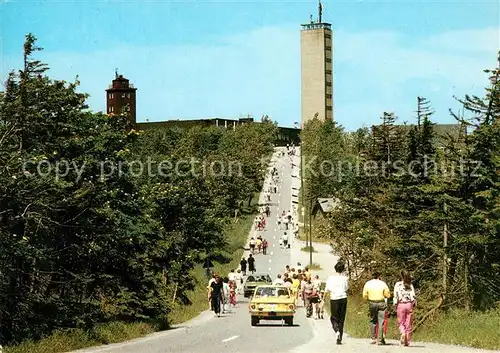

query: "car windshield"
xmin=254 ymin=287 xmax=290 ymax=298
xmin=247 ymin=275 xmax=270 ymax=282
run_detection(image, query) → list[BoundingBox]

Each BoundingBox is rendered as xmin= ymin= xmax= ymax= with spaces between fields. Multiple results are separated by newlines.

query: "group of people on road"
xmin=239 ymin=254 xmax=256 ymax=276
xmin=324 ymin=260 xmax=417 ymax=347
xmin=207 ymin=147 xmax=307 ymax=322
xmin=206 ymin=272 xmax=239 ymax=317
xmin=272 ymin=263 xmax=325 ymax=320
xmin=278 ymin=210 xmax=299 ymax=248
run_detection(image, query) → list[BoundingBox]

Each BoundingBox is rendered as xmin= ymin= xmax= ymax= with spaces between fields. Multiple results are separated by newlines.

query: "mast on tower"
xmin=318 ymin=0 xmax=323 ymax=23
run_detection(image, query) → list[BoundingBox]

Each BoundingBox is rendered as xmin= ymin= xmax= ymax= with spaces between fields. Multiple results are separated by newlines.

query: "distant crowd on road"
xmin=273 ymin=263 xmax=326 ymax=319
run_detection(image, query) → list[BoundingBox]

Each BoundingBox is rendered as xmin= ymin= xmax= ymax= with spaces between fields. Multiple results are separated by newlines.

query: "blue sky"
xmin=1 ymin=0 xmax=498 ymax=130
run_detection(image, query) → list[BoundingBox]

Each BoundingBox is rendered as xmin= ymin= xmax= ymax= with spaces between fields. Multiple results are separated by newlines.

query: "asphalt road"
xmin=72 ymin=147 xmax=499 ymax=353
xmin=73 ymin=147 xmax=314 ymax=353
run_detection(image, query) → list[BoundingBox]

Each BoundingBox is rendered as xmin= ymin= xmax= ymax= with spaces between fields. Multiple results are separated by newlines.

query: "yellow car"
xmin=248 ymin=285 xmax=296 ymax=326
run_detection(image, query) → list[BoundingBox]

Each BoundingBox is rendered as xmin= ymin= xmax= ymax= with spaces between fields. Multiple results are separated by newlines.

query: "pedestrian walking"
xmin=393 ymin=270 xmax=417 ymax=346
xmin=282 ymin=232 xmax=289 ymax=248
xmin=362 ymin=272 xmax=391 ymax=345
xmin=303 ymin=275 xmax=315 ymax=318
xmin=325 ymin=261 xmax=349 ymax=345
xmin=209 ymin=273 xmax=224 ymax=317
xmin=222 ymin=277 xmax=231 ymax=313
xmin=248 ymin=254 xmax=256 ymax=274
xmin=262 ymin=239 xmax=268 ymax=255
xmin=249 ymin=237 xmax=256 ymax=254
xmin=235 ymin=269 xmax=243 ymax=294
xmin=240 ymin=257 xmax=247 ymax=276
xmin=207 ymin=273 xmax=216 ymax=310
xmin=229 ymin=280 xmax=237 ymax=307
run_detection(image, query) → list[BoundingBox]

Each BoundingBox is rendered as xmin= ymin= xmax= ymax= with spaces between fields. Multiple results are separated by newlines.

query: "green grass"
xmin=5 ymin=195 xmax=259 ymax=353
xmin=414 ymin=306 xmax=500 ymax=350
xmin=300 ymin=246 xmax=317 ymax=253
xmin=308 ymin=263 xmax=322 ymax=270
xmin=4 ymin=322 xmax=156 ymax=353
xmin=327 ymin=296 xmax=500 ymax=351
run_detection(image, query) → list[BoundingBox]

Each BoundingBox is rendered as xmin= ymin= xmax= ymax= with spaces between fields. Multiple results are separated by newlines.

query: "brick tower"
xmin=106 ymin=70 xmax=137 ymax=125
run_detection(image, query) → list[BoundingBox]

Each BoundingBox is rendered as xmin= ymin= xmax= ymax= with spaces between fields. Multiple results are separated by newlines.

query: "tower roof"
xmin=106 ymin=74 xmax=136 ymax=91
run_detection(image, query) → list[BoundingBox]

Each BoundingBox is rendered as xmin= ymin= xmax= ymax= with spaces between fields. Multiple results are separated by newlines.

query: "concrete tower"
xmin=300 ymin=1 xmax=333 ymax=127
xmin=106 ymin=70 xmax=137 ymax=125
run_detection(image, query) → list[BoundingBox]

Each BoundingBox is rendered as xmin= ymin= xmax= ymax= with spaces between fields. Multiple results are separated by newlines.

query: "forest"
xmin=301 ymin=58 xmax=500 ymax=328
xmin=0 ymin=34 xmax=277 ymax=346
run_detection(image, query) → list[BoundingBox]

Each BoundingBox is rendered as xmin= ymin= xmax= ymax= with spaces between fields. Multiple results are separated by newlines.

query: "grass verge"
xmin=4 ymin=322 xmax=156 ymax=353
xmin=308 ymin=263 xmax=322 ymax=270
xmin=328 ymin=297 xmax=500 ymax=351
xmin=5 ymin=197 xmax=258 ymax=353
xmin=300 ymin=246 xmax=317 ymax=253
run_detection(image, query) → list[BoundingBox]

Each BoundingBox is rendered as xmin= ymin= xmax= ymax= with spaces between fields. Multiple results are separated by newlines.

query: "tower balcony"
xmin=301 ymin=22 xmax=331 ymax=30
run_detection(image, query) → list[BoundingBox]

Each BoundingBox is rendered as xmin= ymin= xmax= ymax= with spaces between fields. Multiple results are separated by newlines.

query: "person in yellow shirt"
xmin=304 ymin=266 xmax=311 ymax=279
xmin=256 ymin=238 xmax=262 ymax=253
xmin=362 ymin=272 xmax=391 ymax=345
xmin=291 ymin=274 xmax=301 ymax=305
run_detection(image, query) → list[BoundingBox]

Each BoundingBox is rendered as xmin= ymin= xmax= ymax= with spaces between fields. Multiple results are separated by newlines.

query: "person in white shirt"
xmin=228 ymin=269 xmax=237 ymax=295
xmin=273 ymin=274 xmax=284 ymax=285
xmin=296 ymin=262 xmax=303 ymax=271
xmin=282 ymin=232 xmax=289 ymax=248
xmin=222 ymin=277 xmax=231 ymax=313
xmin=228 ymin=269 xmax=236 ymax=282
xmin=234 ymin=269 xmax=243 ymax=294
xmin=325 ymin=261 xmax=349 ymax=345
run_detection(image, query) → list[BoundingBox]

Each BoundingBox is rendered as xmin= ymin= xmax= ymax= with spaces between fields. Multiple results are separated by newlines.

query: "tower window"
xmin=326 ymin=70 xmax=332 ymax=75
xmin=108 ymin=93 xmax=114 ymax=99
xmin=326 ymin=106 xmax=332 ymax=111
xmin=122 ymin=93 xmax=126 ymax=98
xmin=325 ymin=46 xmax=332 ymax=51
xmin=127 ymin=93 xmax=131 ymax=98
xmin=326 ymin=94 xmax=332 ymax=99
xmin=326 ymin=58 xmax=331 ymax=63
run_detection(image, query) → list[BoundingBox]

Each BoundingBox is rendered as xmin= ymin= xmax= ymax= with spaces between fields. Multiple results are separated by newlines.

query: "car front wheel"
xmin=285 ymin=317 xmax=293 ymax=326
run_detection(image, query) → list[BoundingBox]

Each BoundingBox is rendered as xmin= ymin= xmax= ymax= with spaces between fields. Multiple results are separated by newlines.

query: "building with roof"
xmin=106 ymin=71 xmax=137 ymax=125
xmin=312 ymin=197 xmax=341 ymax=219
